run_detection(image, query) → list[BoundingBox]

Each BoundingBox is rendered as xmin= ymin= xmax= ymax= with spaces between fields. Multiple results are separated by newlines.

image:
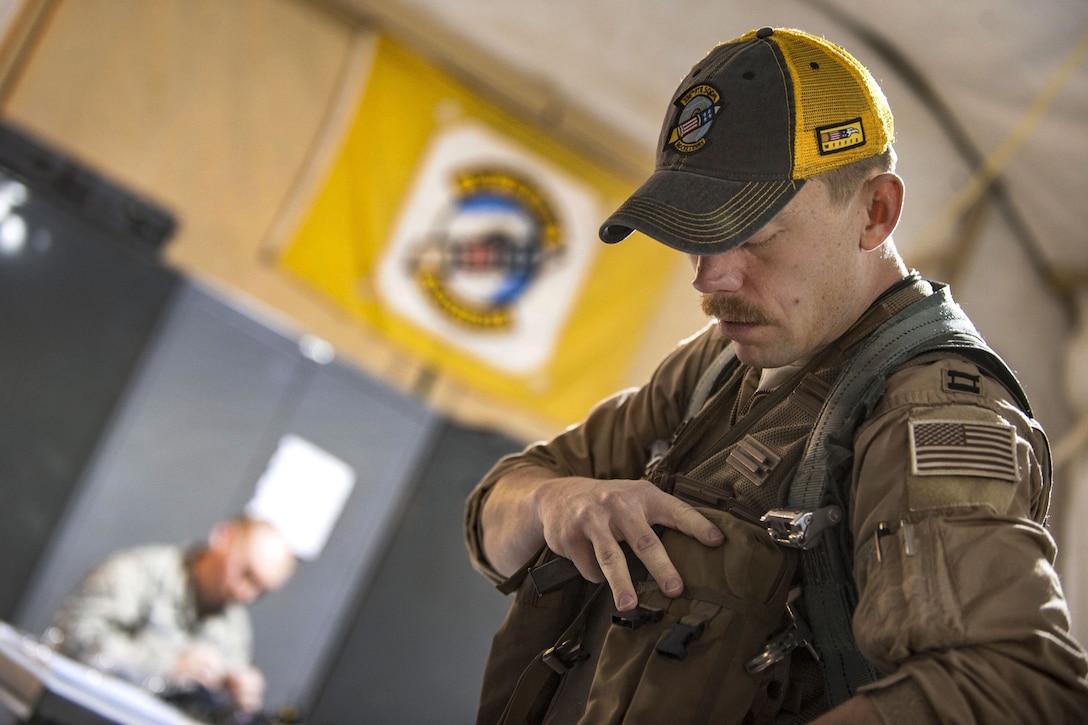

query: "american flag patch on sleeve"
xmin=908 ymin=419 xmax=1018 ymax=482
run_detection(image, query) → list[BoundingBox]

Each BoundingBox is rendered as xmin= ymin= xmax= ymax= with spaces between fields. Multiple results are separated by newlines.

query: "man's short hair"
xmin=817 ymin=147 xmax=897 ymax=205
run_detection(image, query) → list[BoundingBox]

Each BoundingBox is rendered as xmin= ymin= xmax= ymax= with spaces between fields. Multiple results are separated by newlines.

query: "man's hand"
xmin=171 ymin=644 xmax=227 ymax=689
xmin=224 ymin=665 xmax=266 ymax=713
xmin=171 ymin=645 xmax=265 ymax=713
xmin=482 ymin=467 xmax=724 ymax=612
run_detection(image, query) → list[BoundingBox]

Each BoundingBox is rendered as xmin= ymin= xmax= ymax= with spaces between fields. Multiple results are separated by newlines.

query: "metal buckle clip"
xmin=761 ymin=506 xmax=842 ymax=549
xmin=744 ymin=601 xmax=819 ymax=674
xmin=542 ymin=638 xmax=588 ymax=674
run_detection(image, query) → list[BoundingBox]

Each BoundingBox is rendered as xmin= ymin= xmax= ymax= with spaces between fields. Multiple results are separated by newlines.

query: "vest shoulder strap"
xmin=779 ymin=282 xmax=1034 ymax=708
xmin=686 ymin=343 xmax=738 ymax=419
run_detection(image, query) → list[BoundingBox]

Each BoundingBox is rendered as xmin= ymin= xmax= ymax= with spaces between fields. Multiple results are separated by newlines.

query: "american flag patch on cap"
xmin=908 ymin=419 xmax=1018 ymax=482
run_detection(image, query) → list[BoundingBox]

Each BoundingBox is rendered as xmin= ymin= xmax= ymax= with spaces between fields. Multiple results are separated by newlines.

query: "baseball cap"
xmin=599 ymin=27 xmax=894 ymax=255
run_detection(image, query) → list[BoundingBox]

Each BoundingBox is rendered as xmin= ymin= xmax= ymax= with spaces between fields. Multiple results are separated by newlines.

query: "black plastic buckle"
xmin=610 ymin=605 xmax=664 ymax=630
xmin=527 ymin=557 xmax=581 ymax=596
xmin=542 ymin=638 xmax=589 ymax=674
xmin=655 ymin=621 xmax=705 ymax=661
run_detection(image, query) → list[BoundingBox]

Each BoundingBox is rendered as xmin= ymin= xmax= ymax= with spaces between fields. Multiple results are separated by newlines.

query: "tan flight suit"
xmin=51 ymin=544 xmax=253 ymax=690
xmin=465 ymin=277 xmax=1088 ymax=722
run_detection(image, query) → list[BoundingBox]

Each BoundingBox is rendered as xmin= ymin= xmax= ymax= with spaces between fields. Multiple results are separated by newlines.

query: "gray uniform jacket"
xmin=51 ymin=544 xmax=253 ymax=689
xmin=465 ymin=277 xmax=1088 ymax=723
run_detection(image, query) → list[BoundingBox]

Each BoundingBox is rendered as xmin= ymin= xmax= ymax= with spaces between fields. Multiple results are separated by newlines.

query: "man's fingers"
xmin=666 ymin=500 xmax=726 ymax=547
xmin=626 ymin=526 xmax=683 ymax=599
xmin=622 ymin=495 xmax=726 ymax=604
xmin=566 ymin=542 xmax=605 ymax=584
xmin=540 ymin=478 xmax=726 ymax=612
xmin=593 ymin=538 xmax=639 ymax=611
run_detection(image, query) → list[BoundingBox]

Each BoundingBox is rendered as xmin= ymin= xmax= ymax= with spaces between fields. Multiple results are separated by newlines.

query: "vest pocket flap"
xmin=661 ymin=507 xmax=797 ymax=607
xmin=579 ymin=508 xmax=797 ymax=724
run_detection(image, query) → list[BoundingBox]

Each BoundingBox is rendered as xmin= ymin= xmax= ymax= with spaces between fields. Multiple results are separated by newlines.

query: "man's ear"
xmin=860 ymin=172 xmax=904 ymax=250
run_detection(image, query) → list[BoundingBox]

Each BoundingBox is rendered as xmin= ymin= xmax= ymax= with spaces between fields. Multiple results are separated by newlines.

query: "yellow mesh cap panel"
xmin=774 ymin=29 xmax=894 ymax=178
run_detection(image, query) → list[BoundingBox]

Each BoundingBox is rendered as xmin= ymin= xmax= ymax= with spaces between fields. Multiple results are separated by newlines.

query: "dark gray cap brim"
xmin=598 ymin=168 xmax=805 ymax=255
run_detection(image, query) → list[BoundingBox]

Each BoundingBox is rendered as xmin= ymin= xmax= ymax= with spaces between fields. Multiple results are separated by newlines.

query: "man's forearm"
xmin=479 ymin=464 xmax=554 ymax=578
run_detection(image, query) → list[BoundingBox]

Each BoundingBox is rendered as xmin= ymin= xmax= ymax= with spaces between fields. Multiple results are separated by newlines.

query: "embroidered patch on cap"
xmin=908 ymin=419 xmax=1018 ymax=482
xmin=667 ymin=84 xmax=722 ymax=153
xmin=816 ymin=118 xmax=866 ymax=154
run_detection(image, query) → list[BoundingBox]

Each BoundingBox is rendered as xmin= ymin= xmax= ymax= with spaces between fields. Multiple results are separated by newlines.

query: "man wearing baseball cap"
xmin=466 ymin=27 xmax=1088 ymax=722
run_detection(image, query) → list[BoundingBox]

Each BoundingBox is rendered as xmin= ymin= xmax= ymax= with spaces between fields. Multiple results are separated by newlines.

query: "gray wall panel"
xmin=307 ymin=421 xmax=521 ymax=725
xmin=244 ymin=352 xmax=442 ymax=710
xmin=0 ymin=157 xmax=178 ymax=621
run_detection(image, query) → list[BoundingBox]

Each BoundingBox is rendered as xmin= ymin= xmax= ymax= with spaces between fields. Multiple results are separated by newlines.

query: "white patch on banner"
xmin=377 ymin=123 xmax=601 ymax=374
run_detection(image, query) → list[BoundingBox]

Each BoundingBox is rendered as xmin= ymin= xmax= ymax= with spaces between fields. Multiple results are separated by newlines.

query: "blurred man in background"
xmin=50 ymin=516 xmax=297 ymax=716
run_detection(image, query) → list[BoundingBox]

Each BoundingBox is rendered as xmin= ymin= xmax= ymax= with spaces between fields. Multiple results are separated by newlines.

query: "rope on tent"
xmin=911 ymin=28 xmax=1088 ymax=324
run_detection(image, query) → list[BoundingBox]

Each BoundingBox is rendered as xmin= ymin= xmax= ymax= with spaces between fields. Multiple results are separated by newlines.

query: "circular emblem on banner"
xmin=667 ymin=84 xmax=722 ymax=153
xmin=406 ymin=167 xmax=565 ymax=330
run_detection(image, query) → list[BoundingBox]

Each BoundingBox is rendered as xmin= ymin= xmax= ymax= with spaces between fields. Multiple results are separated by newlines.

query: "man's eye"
xmin=746 ymin=233 xmax=776 ymax=249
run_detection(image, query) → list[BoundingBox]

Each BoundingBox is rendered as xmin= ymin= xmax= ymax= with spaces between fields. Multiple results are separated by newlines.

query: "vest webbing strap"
xmin=497 ymin=583 xmax=606 ymax=725
xmin=790 ymin=282 xmax=1030 ymax=512
xmin=686 ymin=343 xmax=739 ymax=419
xmin=789 ymin=282 xmax=1032 ymax=708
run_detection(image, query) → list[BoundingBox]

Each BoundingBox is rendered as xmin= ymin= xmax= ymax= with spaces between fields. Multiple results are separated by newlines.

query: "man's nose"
xmin=691 ymin=252 xmax=744 ymax=293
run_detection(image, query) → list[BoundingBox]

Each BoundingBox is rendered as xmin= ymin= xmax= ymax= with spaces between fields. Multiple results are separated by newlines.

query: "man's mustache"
xmin=700 ymin=294 xmax=774 ymax=326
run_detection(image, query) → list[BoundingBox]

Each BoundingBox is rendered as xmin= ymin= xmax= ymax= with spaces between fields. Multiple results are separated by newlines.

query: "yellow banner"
xmin=280 ymin=36 xmax=680 ymax=426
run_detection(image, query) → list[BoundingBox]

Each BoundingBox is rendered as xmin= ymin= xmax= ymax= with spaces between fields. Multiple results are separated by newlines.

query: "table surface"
xmin=0 ymin=620 xmax=198 ymax=725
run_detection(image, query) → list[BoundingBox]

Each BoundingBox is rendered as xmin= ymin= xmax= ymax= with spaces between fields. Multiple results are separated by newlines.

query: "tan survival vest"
xmin=477 ymin=279 xmax=1034 ymax=724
